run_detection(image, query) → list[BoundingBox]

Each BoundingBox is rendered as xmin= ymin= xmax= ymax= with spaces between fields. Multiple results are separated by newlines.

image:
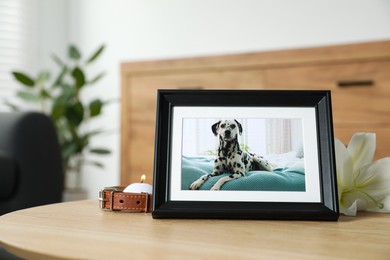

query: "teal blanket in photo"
xmin=181 ymin=156 xmax=305 ymax=191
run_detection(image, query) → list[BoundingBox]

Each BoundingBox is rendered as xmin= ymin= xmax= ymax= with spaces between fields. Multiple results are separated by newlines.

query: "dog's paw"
xmin=189 ymin=180 xmax=203 ymax=190
xmin=210 ymin=184 xmax=220 ymax=191
xmin=260 ymin=160 xmax=273 ymax=172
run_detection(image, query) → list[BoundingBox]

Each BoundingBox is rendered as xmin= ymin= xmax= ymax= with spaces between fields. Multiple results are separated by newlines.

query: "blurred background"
xmin=182 ymin=118 xmax=303 ymax=156
xmin=1 ymin=0 xmax=389 ymax=200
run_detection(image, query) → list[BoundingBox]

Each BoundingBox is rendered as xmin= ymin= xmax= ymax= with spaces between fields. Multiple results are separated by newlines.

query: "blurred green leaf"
xmin=52 ymin=66 xmax=67 ymax=88
xmin=16 ymin=91 xmax=41 ymax=102
xmin=87 ymin=45 xmax=105 ymax=64
xmin=66 ymin=128 xmax=84 ymax=153
xmin=37 ymin=71 xmax=50 ymax=84
xmin=3 ymin=99 xmax=20 ymax=111
xmin=51 ymin=53 xmax=65 ymax=67
xmin=57 ymin=86 xmax=77 ymax=101
xmin=69 ymin=45 xmax=81 ymax=60
xmin=56 ymin=121 xmax=71 ymax=143
xmin=40 ymin=89 xmax=52 ymax=99
xmin=51 ymin=102 xmax=66 ymax=120
xmin=62 ymin=142 xmax=78 ymax=160
xmin=65 ymin=101 xmax=84 ymax=126
xmin=84 ymin=129 xmax=105 ymax=138
xmin=72 ymin=67 xmax=85 ymax=89
xmin=85 ymin=160 xmax=105 ymax=168
xmin=240 ymin=144 xmax=251 ymax=153
xmin=12 ymin=72 xmax=35 ymax=87
xmin=89 ymin=99 xmax=103 ymax=117
xmin=89 ymin=72 xmax=105 ymax=85
xmin=51 ymin=88 xmax=77 ymax=122
xmin=77 ymin=135 xmax=89 ymax=153
xmin=90 ymin=148 xmax=111 ymax=154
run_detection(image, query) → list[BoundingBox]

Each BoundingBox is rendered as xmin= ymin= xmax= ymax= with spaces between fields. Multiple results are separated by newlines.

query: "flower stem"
xmin=357 ymin=190 xmax=384 ymax=209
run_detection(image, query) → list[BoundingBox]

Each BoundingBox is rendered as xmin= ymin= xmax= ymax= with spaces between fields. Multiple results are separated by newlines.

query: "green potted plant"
xmin=6 ymin=44 xmax=111 ymax=198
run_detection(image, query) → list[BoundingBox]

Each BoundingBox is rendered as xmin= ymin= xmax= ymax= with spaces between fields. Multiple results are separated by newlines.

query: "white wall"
xmin=55 ymin=0 xmax=390 ymax=198
xmin=0 ymin=0 xmax=68 ymax=111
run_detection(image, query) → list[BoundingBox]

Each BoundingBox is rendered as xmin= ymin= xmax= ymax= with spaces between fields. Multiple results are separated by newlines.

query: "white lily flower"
xmin=335 ymin=133 xmax=390 ymax=216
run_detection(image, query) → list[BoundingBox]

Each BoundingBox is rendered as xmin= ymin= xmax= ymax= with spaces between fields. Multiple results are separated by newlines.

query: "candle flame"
xmin=141 ymin=174 xmax=146 ymax=183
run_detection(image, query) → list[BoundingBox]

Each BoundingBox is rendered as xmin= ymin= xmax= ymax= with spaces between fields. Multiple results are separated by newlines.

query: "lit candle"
xmin=123 ymin=174 xmax=153 ymax=194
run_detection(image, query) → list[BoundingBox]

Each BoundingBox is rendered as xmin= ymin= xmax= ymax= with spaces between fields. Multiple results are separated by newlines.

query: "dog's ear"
xmin=211 ymin=121 xmax=221 ymax=136
xmin=234 ymin=119 xmax=243 ymax=135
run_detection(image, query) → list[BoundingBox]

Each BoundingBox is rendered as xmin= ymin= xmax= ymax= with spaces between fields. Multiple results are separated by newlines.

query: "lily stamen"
xmin=357 ymin=190 xmax=385 ymax=209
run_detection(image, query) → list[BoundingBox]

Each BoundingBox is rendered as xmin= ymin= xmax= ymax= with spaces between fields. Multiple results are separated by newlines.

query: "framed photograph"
xmin=153 ymin=90 xmax=339 ymax=221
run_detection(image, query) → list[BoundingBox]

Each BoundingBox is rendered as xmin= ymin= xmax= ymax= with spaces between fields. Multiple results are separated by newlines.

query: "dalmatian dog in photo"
xmin=189 ymin=119 xmax=273 ymax=191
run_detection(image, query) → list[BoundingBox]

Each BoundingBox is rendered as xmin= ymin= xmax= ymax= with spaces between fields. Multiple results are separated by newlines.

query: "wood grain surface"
xmin=1 ymin=200 xmax=389 ymax=259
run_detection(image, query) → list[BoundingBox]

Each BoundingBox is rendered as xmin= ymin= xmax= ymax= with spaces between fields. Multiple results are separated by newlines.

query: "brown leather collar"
xmin=99 ymin=186 xmax=152 ymax=213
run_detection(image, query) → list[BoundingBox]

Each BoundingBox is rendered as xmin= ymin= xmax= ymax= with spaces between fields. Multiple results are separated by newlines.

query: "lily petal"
xmin=336 ymin=133 xmax=390 ymax=216
xmin=347 ymin=133 xmax=376 ymax=171
xmin=340 ymin=199 xmax=358 ymax=216
xmin=356 ymin=158 xmax=390 ymax=192
xmin=334 ymin=138 xmax=354 ymax=192
xmin=340 ymin=190 xmax=379 ymax=216
xmin=358 ymin=158 xmax=390 ymax=213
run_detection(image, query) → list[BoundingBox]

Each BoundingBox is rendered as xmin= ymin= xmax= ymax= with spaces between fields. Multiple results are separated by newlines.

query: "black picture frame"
xmin=152 ymin=90 xmax=339 ymax=221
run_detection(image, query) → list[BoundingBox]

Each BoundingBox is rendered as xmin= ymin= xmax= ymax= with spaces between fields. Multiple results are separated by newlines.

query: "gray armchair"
xmin=0 ymin=112 xmax=63 ymax=215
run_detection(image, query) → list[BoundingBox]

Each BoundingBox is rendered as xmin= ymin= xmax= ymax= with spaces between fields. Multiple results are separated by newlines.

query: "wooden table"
xmin=0 ymin=200 xmax=389 ymax=259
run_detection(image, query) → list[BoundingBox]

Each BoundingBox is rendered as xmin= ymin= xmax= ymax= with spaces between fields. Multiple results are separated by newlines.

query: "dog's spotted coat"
xmin=189 ymin=119 xmax=273 ymax=191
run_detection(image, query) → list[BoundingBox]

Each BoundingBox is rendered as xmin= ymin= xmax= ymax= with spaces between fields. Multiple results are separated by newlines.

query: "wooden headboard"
xmin=120 ymin=41 xmax=390 ymax=185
